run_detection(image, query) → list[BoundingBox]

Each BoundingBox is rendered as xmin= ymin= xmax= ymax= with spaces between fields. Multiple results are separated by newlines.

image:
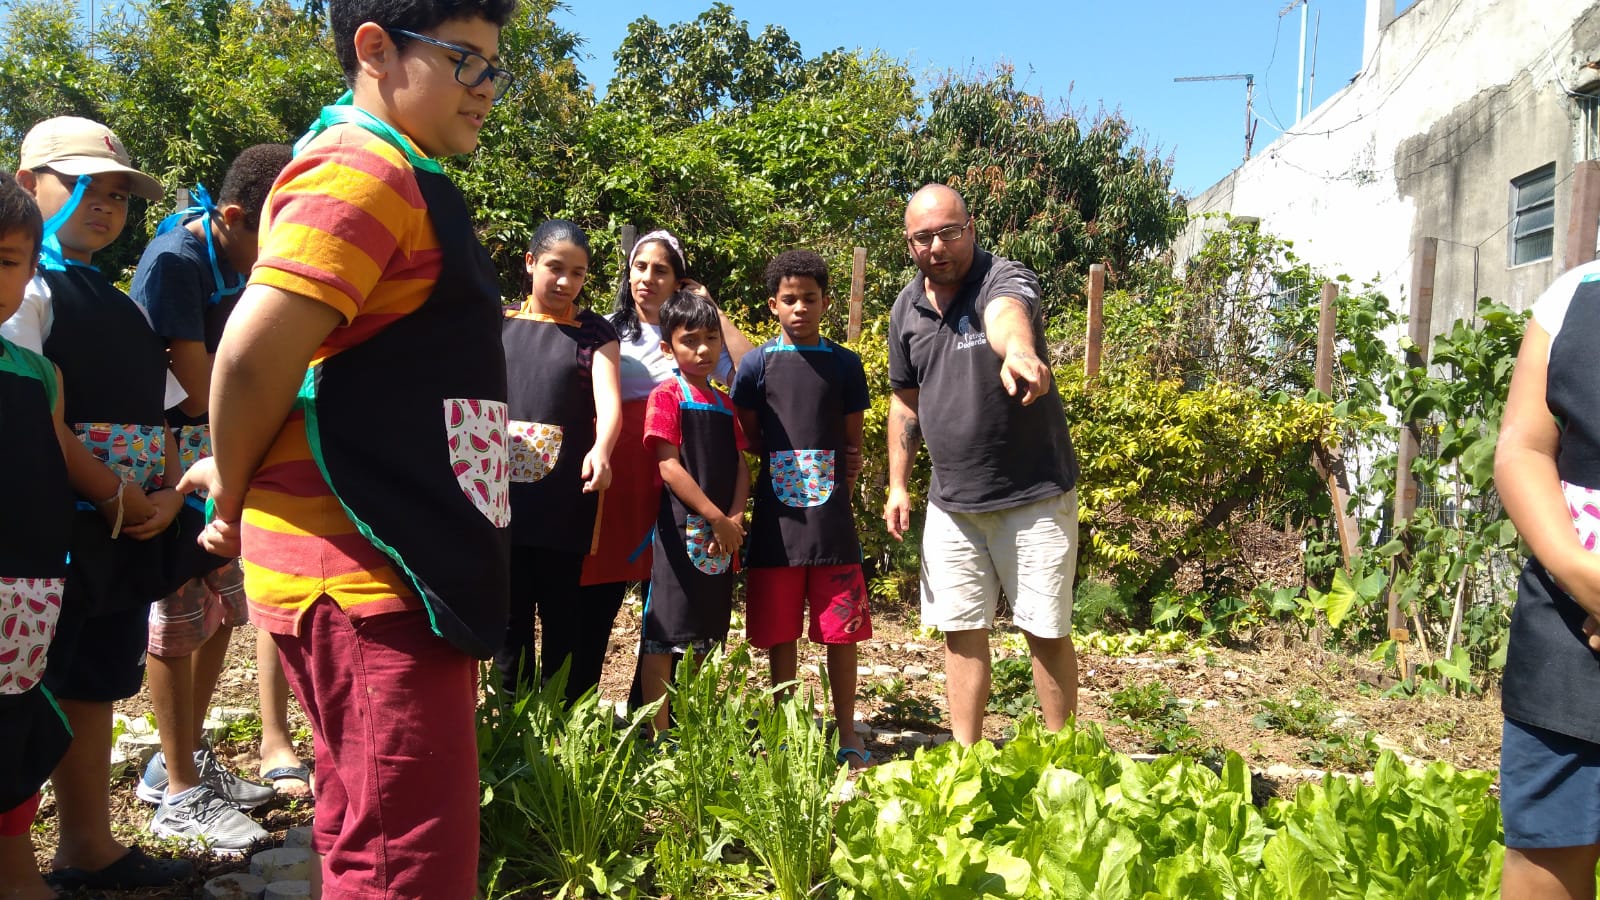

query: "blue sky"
xmin=555 ymin=0 xmax=1367 ymax=197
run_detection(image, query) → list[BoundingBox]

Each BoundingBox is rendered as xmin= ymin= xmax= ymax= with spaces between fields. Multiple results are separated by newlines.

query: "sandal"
xmin=835 ymin=747 xmax=872 ymax=769
xmin=46 ymin=847 xmax=194 ymax=891
xmin=262 ymin=765 xmax=314 ymax=800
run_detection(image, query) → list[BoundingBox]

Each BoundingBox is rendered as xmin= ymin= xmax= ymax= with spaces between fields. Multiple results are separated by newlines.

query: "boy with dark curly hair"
xmin=733 ymin=249 xmax=872 ymax=767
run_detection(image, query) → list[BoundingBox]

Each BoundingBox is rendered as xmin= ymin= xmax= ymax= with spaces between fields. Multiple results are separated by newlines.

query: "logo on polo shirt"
xmin=953 ymin=314 xmax=988 ymax=351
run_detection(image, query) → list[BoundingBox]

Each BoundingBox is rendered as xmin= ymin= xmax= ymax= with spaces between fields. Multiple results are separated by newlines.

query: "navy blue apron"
xmin=746 ymin=337 xmax=861 ymax=568
xmin=643 ymin=373 xmax=739 ymax=644
xmin=1504 ymin=276 xmax=1600 ymax=743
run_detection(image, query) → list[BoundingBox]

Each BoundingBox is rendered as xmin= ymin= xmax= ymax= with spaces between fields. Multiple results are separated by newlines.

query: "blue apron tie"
xmin=156 ymin=184 xmax=243 ymax=306
xmin=39 ymin=175 xmax=94 ymax=272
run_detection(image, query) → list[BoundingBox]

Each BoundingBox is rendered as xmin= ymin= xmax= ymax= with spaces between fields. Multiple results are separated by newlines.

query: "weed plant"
xmin=860 ymin=676 xmax=942 ymax=728
xmin=1253 ymin=687 xmax=1334 ymax=739
xmin=478 ymin=663 xmax=654 ymax=898
xmin=707 ymin=674 xmax=849 ymax=900
xmin=987 ymin=654 xmax=1039 ymax=718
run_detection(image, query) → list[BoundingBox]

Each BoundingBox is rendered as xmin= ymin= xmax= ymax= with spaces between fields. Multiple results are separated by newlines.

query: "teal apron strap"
xmin=293 ymin=91 xmax=442 ymax=174
xmin=39 ymin=175 xmax=94 ymax=272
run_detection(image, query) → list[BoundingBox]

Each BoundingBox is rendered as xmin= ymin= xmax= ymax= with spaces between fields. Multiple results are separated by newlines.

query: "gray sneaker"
xmin=196 ymin=746 xmax=276 ymax=810
xmin=149 ymin=784 xmax=270 ymax=852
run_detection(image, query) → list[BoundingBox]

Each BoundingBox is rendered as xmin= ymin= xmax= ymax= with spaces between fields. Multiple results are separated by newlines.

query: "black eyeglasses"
xmin=389 ymin=28 xmax=516 ymax=99
xmin=907 ymin=219 xmax=971 ymax=248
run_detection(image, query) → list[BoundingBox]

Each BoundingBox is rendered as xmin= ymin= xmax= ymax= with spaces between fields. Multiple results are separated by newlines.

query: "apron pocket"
xmin=684 ymin=514 xmax=732 ymax=575
xmin=508 ymin=420 xmax=564 ymax=484
xmin=444 ymin=399 xmax=511 ymax=528
xmin=0 ymin=577 xmax=64 ymax=695
xmin=1565 ymin=480 xmax=1600 ymax=551
xmin=769 ymin=449 xmax=836 ymax=508
xmin=176 ymin=423 xmax=212 ymax=497
xmin=74 ymin=422 xmax=167 ymax=491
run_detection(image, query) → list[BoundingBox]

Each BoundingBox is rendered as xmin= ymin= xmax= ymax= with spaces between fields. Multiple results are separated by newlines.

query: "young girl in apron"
xmin=498 ymin=219 xmax=621 ymax=701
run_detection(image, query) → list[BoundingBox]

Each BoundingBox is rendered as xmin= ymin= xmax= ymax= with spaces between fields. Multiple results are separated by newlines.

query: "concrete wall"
xmin=1179 ymin=0 xmax=1600 ymax=330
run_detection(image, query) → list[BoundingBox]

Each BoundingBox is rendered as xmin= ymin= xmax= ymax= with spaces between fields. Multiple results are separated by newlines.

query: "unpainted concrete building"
xmin=1178 ymin=0 xmax=1600 ymax=328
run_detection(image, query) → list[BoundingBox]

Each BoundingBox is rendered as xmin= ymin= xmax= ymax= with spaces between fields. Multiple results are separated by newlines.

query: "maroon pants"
xmin=274 ymin=599 xmax=479 ymax=899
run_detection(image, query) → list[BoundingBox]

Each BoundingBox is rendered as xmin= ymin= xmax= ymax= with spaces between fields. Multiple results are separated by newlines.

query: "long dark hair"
xmin=611 ymin=229 xmax=687 ymax=341
xmin=524 ymin=218 xmax=591 ymax=299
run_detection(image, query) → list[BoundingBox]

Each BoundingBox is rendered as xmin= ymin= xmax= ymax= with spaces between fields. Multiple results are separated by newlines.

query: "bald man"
xmin=883 ymin=184 xmax=1080 ymax=745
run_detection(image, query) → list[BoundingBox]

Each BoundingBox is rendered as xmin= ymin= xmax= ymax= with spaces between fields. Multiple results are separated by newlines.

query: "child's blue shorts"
xmin=1502 ymin=717 xmax=1600 ymax=848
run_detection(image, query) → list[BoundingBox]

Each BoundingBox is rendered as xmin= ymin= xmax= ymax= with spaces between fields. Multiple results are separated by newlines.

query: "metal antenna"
xmin=1175 ymin=74 xmax=1257 ymax=163
xmin=1281 ymin=0 xmax=1309 ymax=122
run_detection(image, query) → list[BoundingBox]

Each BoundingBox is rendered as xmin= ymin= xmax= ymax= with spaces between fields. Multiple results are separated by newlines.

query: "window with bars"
xmin=1511 ymin=164 xmax=1556 ymax=266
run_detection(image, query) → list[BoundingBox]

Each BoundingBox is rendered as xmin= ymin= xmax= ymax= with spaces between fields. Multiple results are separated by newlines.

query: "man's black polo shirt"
xmin=887 ymin=249 xmax=1077 ymax=513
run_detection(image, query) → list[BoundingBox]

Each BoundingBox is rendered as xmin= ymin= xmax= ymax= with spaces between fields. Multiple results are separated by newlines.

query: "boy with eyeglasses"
xmin=178 ymin=0 xmax=518 ymax=893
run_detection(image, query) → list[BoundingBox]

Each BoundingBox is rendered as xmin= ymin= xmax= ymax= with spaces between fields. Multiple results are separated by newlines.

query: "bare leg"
xmin=310 ymin=850 xmax=323 ymax=899
xmin=257 ymin=629 xmax=308 ymax=797
xmin=146 ymin=653 xmax=202 ymax=795
xmin=49 ymin=700 xmax=126 ymax=871
xmin=189 ymin=626 xmax=234 ymax=746
xmin=943 ymin=629 xmax=991 ymax=746
xmin=1022 ymin=631 xmax=1078 ymax=730
xmin=826 ymin=643 xmax=867 ymax=766
xmin=640 ymin=652 xmax=673 ymax=737
xmin=769 ymin=641 xmax=798 ymax=695
xmin=0 ymin=829 xmax=55 ymax=900
xmin=1502 ymin=846 xmax=1600 ymax=900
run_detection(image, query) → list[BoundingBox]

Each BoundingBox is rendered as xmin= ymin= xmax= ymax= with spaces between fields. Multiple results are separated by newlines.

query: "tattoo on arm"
xmin=897 ymin=408 xmax=922 ymax=451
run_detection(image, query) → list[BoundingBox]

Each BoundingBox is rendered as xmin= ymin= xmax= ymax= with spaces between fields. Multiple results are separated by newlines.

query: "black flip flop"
xmin=46 ymin=847 xmax=194 ymax=891
xmin=263 ymin=764 xmax=314 ymax=799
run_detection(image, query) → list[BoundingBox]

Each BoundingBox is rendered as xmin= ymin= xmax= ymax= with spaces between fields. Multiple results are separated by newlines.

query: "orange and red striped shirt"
xmin=242 ymin=125 xmax=442 ymax=634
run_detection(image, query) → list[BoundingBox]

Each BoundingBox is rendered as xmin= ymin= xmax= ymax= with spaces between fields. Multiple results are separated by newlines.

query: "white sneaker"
xmin=149 ymin=784 xmax=269 ymax=852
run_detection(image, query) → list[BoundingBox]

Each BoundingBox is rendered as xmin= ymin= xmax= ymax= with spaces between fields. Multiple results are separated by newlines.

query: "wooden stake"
xmin=1564 ymin=160 xmax=1600 ymax=273
xmin=1386 ymin=237 xmax=1437 ymax=676
xmin=620 ymin=225 xmax=638 ymax=262
xmin=1085 ymin=264 xmax=1105 ymax=380
xmin=1312 ymin=282 xmax=1359 ymax=565
xmin=847 ymin=247 xmax=866 ymax=343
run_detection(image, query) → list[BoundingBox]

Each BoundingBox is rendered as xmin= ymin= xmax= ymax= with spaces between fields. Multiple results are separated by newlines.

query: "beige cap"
xmin=19 ymin=117 xmax=163 ymax=201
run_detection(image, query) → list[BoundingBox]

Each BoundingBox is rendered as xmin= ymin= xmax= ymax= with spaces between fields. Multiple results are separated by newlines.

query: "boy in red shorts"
xmin=732 ymin=249 xmax=873 ymax=767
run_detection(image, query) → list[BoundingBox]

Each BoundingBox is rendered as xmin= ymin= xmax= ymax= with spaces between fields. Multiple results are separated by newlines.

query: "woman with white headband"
xmin=578 ymin=230 xmax=753 ymax=686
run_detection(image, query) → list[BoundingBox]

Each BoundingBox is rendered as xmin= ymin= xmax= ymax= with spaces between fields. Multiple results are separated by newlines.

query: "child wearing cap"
xmin=4 ymin=116 xmax=194 ymax=891
xmin=178 ymin=0 xmax=519 ymax=892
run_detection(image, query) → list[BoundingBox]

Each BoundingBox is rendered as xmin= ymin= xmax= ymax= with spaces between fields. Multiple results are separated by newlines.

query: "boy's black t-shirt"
xmin=887 ymin=249 xmax=1077 ymax=513
xmin=129 ymin=221 xmax=240 ymax=354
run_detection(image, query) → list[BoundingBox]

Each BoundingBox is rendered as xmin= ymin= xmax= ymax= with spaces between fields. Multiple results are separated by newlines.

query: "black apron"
xmin=296 ymin=123 xmax=510 ymax=660
xmin=502 ymin=311 xmax=599 ymax=553
xmin=644 ymin=373 xmax=739 ymax=644
xmin=0 ymin=340 xmax=74 ymax=810
xmin=168 ymin=408 xmax=231 ymax=585
xmin=40 ymin=267 xmax=177 ymax=612
xmin=746 ymin=339 xmax=861 ymax=568
xmin=1504 ymin=276 xmax=1600 ymax=742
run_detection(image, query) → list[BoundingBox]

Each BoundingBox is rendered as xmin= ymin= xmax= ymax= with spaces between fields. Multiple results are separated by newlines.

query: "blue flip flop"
xmin=836 ymin=747 xmax=872 ymax=767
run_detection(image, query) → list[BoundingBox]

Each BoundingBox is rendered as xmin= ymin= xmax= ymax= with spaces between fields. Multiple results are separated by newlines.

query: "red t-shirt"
xmin=644 ymin=379 xmax=748 ymax=451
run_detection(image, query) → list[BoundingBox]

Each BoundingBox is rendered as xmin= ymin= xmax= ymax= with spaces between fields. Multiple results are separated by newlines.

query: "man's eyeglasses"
xmin=907 ymin=219 xmax=971 ymax=248
xmin=389 ymin=29 xmax=516 ymax=99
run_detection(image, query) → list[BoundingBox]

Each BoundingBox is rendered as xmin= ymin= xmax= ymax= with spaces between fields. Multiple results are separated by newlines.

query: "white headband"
xmin=627 ymin=229 xmax=687 ymax=272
